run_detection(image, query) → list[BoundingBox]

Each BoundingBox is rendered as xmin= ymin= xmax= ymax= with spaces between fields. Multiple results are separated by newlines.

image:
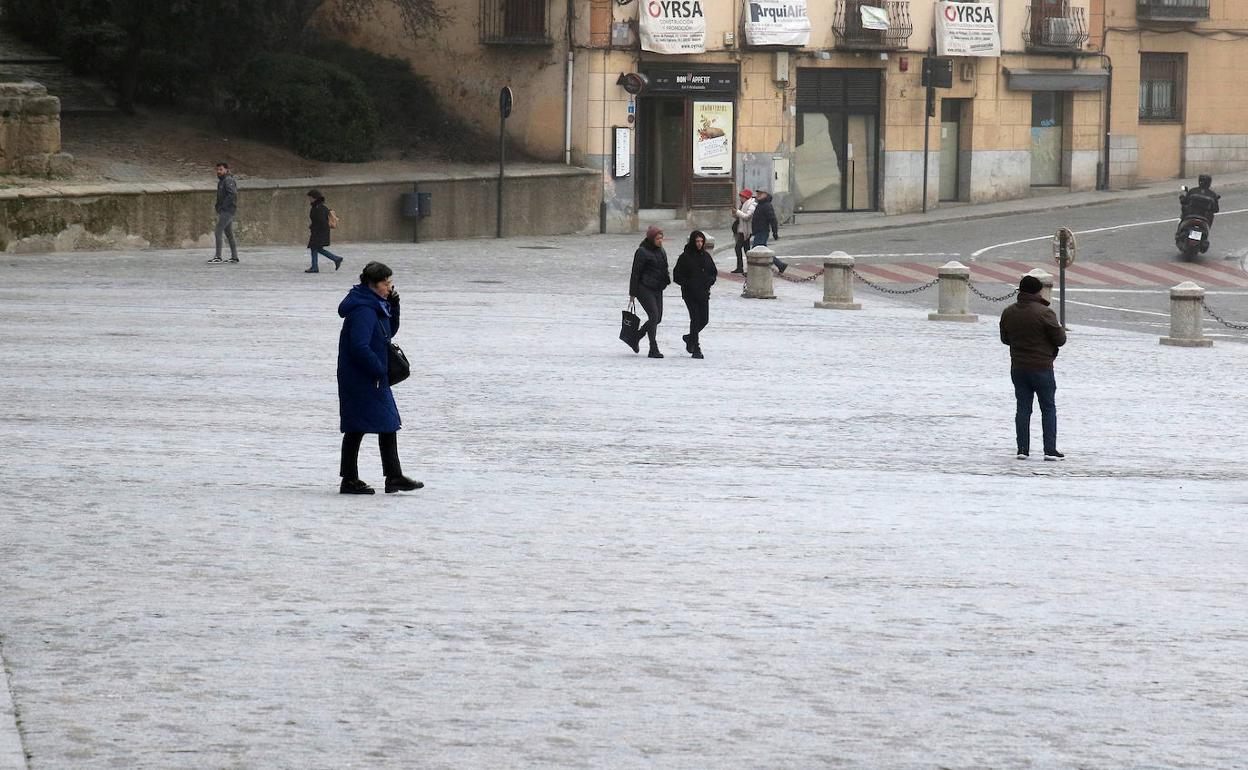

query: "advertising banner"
xmin=693 ymin=101 xmax=733 ymax=177
xmin=934 ymin=1 xmax=1000 ymax=57
xmin=640 ymin=0 xmax=706 ymax=54
xmin=743 ymin=1 xmax=811 ymax=47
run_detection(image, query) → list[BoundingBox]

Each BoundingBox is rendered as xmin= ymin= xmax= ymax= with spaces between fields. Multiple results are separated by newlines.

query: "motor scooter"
xmin=1175 ymin=185 xmax=1212 ymax=260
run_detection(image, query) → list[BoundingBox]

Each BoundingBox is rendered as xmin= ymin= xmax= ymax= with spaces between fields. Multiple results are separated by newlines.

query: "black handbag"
xmin=619 ymin=300 xmax=642 ymax=348
xmin=388 ymin=342 xmax=410 ymax=385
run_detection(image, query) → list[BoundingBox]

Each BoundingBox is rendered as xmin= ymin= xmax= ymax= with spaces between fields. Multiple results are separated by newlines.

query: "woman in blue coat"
xmin=337 ymin=261 xmax=422 ymax=494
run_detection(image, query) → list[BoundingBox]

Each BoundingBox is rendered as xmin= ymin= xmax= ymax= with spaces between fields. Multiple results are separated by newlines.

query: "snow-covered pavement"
xmin=1 ymin=236 xmax=1246 ymax=768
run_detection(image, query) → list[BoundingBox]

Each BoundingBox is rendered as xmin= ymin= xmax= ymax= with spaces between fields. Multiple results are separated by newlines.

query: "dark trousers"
xmin=750 ymin=231 xmax=787 ymax=270
xmin=635 ymin=287 xmax=663 ymax=348
xmin=341 ymin=431 xmax=402 ymax=480
xmin=1011 ymin=369 xmax=1057 ymax=454
xmin=733 ymin=232 xmax=750 ymax=271
xmin=215 ymin=213 xmax=237 ymax=259
xmin=310 ymin=246 xmax=342 ymax=270
xmin=682 ymin=291 xmax=709 ymax=347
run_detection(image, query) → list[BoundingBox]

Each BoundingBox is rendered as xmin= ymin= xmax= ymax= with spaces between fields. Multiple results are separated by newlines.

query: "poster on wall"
xmin=743 ymin=1 xmax=810 ymax=46
xmin=934 ymin=1 xmax=1000 ymax=57
xmin=693 ymin=101 xmax=733 ymax=177
xmin=613 ymin=127 xmax=631 ymax=178
xmin=640 ymin=0 xmax=706 ymax=54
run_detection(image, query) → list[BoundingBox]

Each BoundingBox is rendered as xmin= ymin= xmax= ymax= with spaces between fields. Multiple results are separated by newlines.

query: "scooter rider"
xmin=1180 ymin=174 xmax=1220 ymax=226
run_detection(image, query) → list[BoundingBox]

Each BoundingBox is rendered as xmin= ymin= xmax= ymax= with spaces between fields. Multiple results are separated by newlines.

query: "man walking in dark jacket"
xmin=750 ymin=191 xmax=787 ymax=274
xmin=208 ymin=162 xmax=239 ymax=263
xmin=1000 ymin=274 xmax=1067 ymax=460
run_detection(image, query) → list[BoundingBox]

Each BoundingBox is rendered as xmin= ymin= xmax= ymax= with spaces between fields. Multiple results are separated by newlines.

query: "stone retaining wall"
xmin=0 ymin=167 xmax=601 ymax=252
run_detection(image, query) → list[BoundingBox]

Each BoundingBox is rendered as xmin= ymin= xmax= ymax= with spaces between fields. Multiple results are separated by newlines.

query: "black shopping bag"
xmin=619 ymin=300 xmax=642 ymax=348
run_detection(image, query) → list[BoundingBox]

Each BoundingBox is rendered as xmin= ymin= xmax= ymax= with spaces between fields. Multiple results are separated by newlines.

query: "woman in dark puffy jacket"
xmin=628 ymin=225 xmax=671 ymax=358
xmin=672 ymin=230 xmax=717 ymax=359
xmin=306 ymin=189 xmax=343 ymax=273
xmin=336 ymin=261 xmax=422 ymax=494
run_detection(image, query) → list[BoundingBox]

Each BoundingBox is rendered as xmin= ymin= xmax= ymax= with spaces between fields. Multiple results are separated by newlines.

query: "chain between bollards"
xmin=966 ymin=281 xmax=1019 ymax=303
xmin=777 ymin=268 xmax=825 ymax=284
xmin=1200 ymin=298 xmax=1248 ymax=331
xmin=851 ymin=268 xmax=940 ymax=296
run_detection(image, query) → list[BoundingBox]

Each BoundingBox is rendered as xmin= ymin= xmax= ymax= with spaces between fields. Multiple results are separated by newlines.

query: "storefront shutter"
xmin=797 ymin=69 xmax=880 ymax=110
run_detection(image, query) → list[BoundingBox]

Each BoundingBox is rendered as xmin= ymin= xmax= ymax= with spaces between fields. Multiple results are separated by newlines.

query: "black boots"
xmin=647 ymin=346 xmax=664 ymax=359
xmin=340 ymin=479 xmax=375 ymax=495
xmin=385 ymin=475 xmax=425 ymax=493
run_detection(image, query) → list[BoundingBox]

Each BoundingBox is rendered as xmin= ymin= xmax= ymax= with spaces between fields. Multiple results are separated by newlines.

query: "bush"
xmin=301 ymin=36 xmax=493 ymax=161
xmin=235 ymin=54 xmax=379 ymax=162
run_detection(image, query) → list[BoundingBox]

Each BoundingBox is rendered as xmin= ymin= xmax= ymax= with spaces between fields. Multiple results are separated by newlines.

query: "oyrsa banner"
xmin=934 ymin=1 xmax=1000 ymax=57
xmin=640 ymin=0 xmax=706 ymax=54
xmin=743 ymin=1 xmax=811 ymax=47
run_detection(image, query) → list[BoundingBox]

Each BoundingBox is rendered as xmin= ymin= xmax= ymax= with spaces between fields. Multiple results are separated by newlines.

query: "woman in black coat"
xmin=672 ymin=230 xmax=717 ymax=359
xmin=628 ymin=225 xmax=671 ymax=358
xmin=306 ymin=189 xmax=344 ymax=273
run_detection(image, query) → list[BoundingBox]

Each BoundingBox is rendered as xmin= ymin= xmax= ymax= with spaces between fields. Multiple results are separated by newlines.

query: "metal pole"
xmin=1059 ymin=260 xmax=1067 ymax=328
xmin=922 ymin=86 xmax=932 ymax=214
xmin=497 ymin=115 xmax=505 ymax=239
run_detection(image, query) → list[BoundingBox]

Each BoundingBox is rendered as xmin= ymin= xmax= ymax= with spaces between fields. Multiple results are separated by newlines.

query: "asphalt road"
xmin=781 ymin=185 xmax=1248 ymax=343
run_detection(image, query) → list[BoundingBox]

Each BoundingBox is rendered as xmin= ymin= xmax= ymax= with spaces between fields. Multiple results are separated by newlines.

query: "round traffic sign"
xmin=499 ymin=86 xmax=514 ymax=120
xmin=1052 ymin=227 xmax=1076 ymax=266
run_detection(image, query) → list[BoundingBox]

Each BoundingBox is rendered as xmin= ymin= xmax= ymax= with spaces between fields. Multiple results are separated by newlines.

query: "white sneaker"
xmin=1016 ymin=452 xmax=1029 ymax=460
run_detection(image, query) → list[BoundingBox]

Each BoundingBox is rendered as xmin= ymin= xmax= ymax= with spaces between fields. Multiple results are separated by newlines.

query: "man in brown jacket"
xmin=1000 ymin=275 xmax=1067 ymax=460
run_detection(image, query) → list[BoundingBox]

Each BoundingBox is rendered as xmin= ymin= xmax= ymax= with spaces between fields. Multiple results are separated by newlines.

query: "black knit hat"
xmin=1019 ymin=275 xmax=1043 ymax=294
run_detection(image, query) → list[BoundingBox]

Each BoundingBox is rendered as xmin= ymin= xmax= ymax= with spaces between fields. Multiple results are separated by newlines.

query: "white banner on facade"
xmin=934 ymin=1 xmax=1000 ymax=57
xmin=640 ymin=0 xmax=706 ymax=54
xmin=743 ymin=1 xmax=811 ymax=47
xmin=693 ymin=101 xmax=733 ymax=177
xmin=860 ymin=5 xmax=889 ymax=31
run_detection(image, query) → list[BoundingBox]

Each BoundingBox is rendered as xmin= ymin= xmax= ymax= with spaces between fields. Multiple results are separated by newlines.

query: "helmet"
xmin=1199 ymin=174 xmax=1213 ymax=188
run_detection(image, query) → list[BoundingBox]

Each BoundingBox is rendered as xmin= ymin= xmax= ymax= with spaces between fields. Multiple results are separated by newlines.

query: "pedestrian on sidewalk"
xmin=1000 ymin=274 xmax=1068 ymax=461
xmin=729 ymin=188 xmax=755 ymax=274
xmin=672 ymin=230 xmax=717 ymax=359
xmin=306 ymin=189 xmax=344 ymax=273
xmin=628 ymin=225 xmax=671 ymax=359
xmin=337 ymin=261 xmax=423 ymax=494
xmin=208 ymin=162 xmax=239 ymax=264
xmin=750 ymin=190 xmax=786 ymax=274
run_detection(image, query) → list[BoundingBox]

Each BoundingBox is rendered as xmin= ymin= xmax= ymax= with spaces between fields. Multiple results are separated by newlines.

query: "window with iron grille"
xmin=1139 ymin=53 xmax=1185 ymax=122
xmin=481 ymin=0 xmax=550 ymax=45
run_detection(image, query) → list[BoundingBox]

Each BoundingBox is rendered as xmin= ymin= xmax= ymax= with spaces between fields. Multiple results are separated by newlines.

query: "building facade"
xmin=330 ymin=0 xmax=1246 ymax=231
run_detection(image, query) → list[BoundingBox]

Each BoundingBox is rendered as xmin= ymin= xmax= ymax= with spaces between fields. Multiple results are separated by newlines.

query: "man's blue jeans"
xmin=310 ymin=246 xmax=342 ymax=270
xmin=1011 ymin=369 xmax=1057 ymax=454
xmin=750 ymin=231 xmax=787 ymax=270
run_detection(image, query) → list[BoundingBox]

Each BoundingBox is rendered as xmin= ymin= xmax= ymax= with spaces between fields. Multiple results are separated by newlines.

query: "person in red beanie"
xmin=729 ymin=188 xmax=756 ymax=274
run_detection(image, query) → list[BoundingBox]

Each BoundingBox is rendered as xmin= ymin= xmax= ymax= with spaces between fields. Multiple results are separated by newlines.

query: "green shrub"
xmin=235 ymin=54 xmax=379 ymax=162
xmin=301 ymin=36 xmax=493 ymax=161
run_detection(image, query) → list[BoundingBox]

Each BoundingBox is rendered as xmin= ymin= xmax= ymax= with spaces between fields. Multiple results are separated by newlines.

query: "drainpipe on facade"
xmin=1100 ymin=53 xmax=1113 ymax=191
xmin=564 ymin=0 xmax=575 ymax=165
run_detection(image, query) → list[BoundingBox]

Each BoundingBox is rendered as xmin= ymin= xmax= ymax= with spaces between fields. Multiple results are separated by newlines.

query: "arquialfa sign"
xmin=934 ymin=1 xmax=1000 ymax=57
xmin=743 ymin=0 xmax=811 ymax=47
xmin=640 ymin=0 xmax=707 ymax=54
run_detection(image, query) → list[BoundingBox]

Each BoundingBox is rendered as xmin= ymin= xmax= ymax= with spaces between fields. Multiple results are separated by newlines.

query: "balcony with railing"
xmin=833 ymin=1 xmax=913 ymax=51
xmin=1136 ymin=0 xmax=1209 ymax=22
xmin=1022 ymin=5 xmax=1089 ymax=51
xmin=480 ymin=0 xmax=551 ymax=45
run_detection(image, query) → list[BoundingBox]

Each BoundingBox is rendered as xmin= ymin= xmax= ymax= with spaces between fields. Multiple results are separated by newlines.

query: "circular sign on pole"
xmin=1052 ymin=227 xmax=1077 ymax=266
xmin=499 ymin=86 xmax=514 ymax=120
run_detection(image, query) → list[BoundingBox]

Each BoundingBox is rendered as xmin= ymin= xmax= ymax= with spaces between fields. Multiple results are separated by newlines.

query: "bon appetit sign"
xmin=744 ymin=0 xmax=811 ymax=47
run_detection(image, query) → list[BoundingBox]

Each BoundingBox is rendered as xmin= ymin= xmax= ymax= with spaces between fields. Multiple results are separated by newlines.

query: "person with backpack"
xmin=306 ymin=189 xmax=344 ymax=273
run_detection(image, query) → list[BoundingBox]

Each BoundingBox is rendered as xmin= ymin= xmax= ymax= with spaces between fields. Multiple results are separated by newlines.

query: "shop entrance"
xmin=1031 ymin=92 xmax=1065 ymax=186
xmin=638 ymin=97 xmax=686 ymax=208
xmin=939 ymin=99 xmax=965 ymax=202
xmin=636 ymin=65 xmax=740 ymax=213
xmin=794 ymin=69 xmax=881 ymax=212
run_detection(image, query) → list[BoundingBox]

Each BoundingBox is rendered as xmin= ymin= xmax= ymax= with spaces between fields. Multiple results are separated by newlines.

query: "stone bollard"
xmin=704 ymin=233 xmax=716 ymax=254
xmin=743 ymin=245 xmax=776 ymax=299
xmin=814 ymin=251 xmax=861 ymax=310
xmin=928 ymin=261 xmax=978 ymax=322
xmin=1025 ymin=267 xmax=1054 ymax=302
xmin=1159 ymin=281 xmax=1213 ymax=347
